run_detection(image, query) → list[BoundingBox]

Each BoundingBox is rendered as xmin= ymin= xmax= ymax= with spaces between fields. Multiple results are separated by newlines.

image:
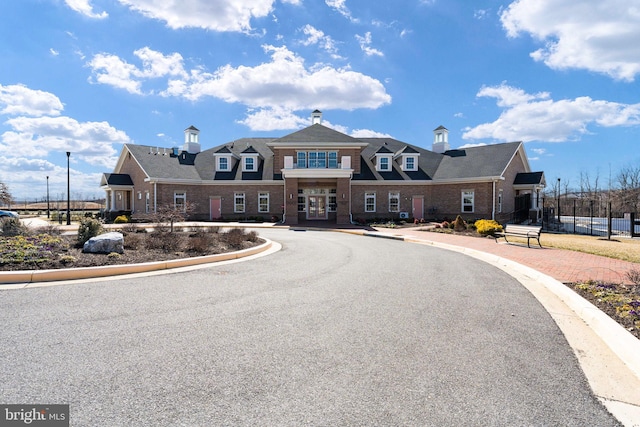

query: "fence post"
xmin=607 ymin=202 xmax=612 ymax=240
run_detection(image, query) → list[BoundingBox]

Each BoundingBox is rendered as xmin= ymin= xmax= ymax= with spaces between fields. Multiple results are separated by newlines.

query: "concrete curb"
xmin=0 ymin=239 xmax=272 ymax=286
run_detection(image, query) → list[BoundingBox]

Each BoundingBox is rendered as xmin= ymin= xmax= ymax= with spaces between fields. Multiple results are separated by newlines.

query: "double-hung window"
xmin=234 ymin=192 xmax=245 ymax=213
xmin=404 ymin=156 xmax=416 ymax=171
xmin=174 ymin=192 xmax=186 ymax=212
xmin=328 ymin=151 xmax=338 ymax=168
xmin=218 ymin=157 xmax=229 ymax=171
xmin=365 ymin=192 xmax=376 ymax=212
xmin=379 ymin=157 xmax=390 ymax=171
xmin=243 ymin=157 xmax=255 ymax=171
xmin=258 ymin=192 xmax=269 ymax=213
xmin=462 ymin=190 xmax=474 ymax=213
xmin=388 ymin=192 xmax=400 ymax=212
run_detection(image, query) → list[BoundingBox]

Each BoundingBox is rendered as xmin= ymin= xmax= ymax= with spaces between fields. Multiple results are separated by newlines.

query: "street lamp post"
xmin=46 ymin=176 xmax=50 ymax=219
xmin=557 ymin=178 xmax=561 ymax=224
xmin=66 ymin=152 xmax=71 ymax=225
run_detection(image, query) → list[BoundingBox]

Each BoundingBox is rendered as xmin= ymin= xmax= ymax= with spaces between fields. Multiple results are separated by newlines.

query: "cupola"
xmin=183 ymin=125 xmax=201 ymax=154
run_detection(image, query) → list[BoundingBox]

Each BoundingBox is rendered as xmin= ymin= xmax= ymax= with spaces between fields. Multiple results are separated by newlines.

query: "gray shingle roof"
xmin=120 ymin=126 xmax=524 ymax=184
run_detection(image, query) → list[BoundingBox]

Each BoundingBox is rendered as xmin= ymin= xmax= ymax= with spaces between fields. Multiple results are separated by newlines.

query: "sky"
xmin=0 ymin=0 xmax=639 ymax=202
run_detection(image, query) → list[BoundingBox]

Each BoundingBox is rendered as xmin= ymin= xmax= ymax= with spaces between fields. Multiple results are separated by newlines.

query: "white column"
xmin=110 ymin=190 xmax=116 ymax=211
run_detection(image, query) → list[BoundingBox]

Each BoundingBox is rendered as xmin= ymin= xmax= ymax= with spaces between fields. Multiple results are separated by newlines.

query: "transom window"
xmin=234 ymin=192 xmax=245 ymax=213
xmin=389 ymin=192 xmax=400 ymax=212
xmin=462 ymin=190 xmax=474 ymax=213
xmin=295 ymin=151 xmax=338 ymax=169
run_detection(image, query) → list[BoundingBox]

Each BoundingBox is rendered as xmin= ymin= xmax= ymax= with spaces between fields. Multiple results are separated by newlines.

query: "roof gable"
xmin=273 ymin=123 xmax=363 ymax=144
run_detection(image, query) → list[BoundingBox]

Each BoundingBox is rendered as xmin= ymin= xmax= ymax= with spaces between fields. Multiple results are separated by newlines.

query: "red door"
xmin=210 ymin=197 xmax=221 ymax=220
xmin=412 ymin=196 xmax=424 ymax=220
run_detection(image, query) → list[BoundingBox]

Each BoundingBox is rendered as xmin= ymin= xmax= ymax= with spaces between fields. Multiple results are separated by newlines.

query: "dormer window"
xmin=217 ymin=156 xmax=230 ymax=171
xmin=375 ymin=154 xmax=392 ymax=172
xmin=243 ymin=156 xmax=256 ymax=172
xmin=403 ymin=156 xmax=417 ymax=171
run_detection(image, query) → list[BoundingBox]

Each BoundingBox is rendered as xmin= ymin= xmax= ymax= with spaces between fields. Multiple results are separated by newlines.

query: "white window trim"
xmin=174 ymin=192 xmax=186 ymax=212
xmin=388 ymin=192 xmax=400 ymax=213
xmin=462 ymin=190 xmax=475 ymax=213
xmin=242 ymin=156 xmax=258 ymax=172
xmin=365 ymin=192 xmax=376 ymax=212
xmin=498 ymin=190 xmax=503 ymax=214
xmin=234 ymin=192 xmax=245 ymax=213
xmin=217 ymin=156 xmax=231 ymax=171
xmin=403 ymin=156 xmax=417 ymax=171
xmin=258 ymin=192 xmax=269 ymax=213
xmin=377 ymin=155 xmax=392 ymax=172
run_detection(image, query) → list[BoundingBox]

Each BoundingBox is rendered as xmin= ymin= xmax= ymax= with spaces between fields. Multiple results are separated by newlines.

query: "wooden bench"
xmin=494 ymin=224 xmax=542 ymax=248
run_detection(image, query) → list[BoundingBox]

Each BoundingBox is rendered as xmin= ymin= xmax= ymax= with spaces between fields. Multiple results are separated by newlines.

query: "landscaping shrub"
xmin=186 ymin=235 xmax=214 ymax=253
xmin=114 ymin=215 xmax=129 ymax=224
xmin=453 ymin=215 xmax=466 ymax=232
xmin=0 ymin=217 xmax=29 ymax=237
xmin=475 ymin=219 xmax=503 ymax=236
xmin=123 ymin=233 xmax=143 ymax=250
xmin=222 ymin=228 xmax=248 ymax=249
xmin=77 ymin=217 xmax=103 ymax=246
xmin=627 ymin=268 xmax=640 ymax=286
xmin=146 ymin=230 xmax=184 ymax=252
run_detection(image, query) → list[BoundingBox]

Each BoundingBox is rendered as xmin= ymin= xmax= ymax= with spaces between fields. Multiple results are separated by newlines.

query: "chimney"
xmin=183 ymin=125 xmax=201 ymax=154
xmin=432 ymin=125 xmax=450 ymax=153
xmin=311 ymin=110 xmax=322 ymax=125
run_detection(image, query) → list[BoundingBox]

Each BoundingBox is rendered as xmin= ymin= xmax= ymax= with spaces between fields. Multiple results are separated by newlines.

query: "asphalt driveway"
xmin=0 ymin=229 xmax=620 ymax=426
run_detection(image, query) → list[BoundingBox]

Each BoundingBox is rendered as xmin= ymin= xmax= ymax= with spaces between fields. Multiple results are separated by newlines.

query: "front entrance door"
xmin=210 ymin=197 xmax=221 ymax=220
xmin=412 ymin=196 xmax=424 ymax=220
xmin=307 ymin=195 xmax=327 ymax=220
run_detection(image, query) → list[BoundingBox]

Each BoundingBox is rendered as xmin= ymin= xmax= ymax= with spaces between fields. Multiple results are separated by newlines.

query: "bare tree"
xmin=615 ymin=163 xmax=640 ymax=212
xmin=0 ymin=181 xmax=13 ymax=208
xmin=147 ymin=201 xmax=197 ymax=232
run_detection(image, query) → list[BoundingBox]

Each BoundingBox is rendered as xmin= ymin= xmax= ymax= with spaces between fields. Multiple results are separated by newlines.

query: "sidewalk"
xmin=373 ymin=227 xmax=638 ymax=284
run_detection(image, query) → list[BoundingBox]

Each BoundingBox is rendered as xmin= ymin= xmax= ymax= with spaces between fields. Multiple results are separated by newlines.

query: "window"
xmin=243 ymin=157 xmax=255 ymax=171
xmin=174 ymin=192 xmax=186 ymax=212
xmin=258 ymin=192 xmax=269 ymax=213
xmin=328 ymin=189 xmax=337 ymax=212
xmin=297 ymin=151 xmax=306 ymax=168
xmin=145 ymin=191 xmax=150 ymax=213
xmin=462 ymin=190 xmax=474 ymax=213
xmin=328 ymin=151 xmax=338 ymax=168
xmin=234 ymin=192 xmax=245 ymax=213
xmin=365 ymin=192 xmax=376 ymax=212
xmin=389 ymin=192 xmax=400 ymax=212
xmin=316 ymin=152 xmax=326 ymax=168
xmin=308 ymin=151 xmax=318 ymax=168
xmin=298 ymin=196 xmax=306 ymax=212
xmin=218 ymin=156 xmax=229 ymax=171
xmin=379 ymin=157 xmax=390 ymax=171
xmin=404 ymin=156 xmax=416 ymax=171
xmin=498 ymin=190 xmax=503 ymax=213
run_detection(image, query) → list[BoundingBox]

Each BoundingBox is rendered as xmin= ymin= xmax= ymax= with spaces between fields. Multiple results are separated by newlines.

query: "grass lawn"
xmin=540 ymin=233 xmax=640 ymax=264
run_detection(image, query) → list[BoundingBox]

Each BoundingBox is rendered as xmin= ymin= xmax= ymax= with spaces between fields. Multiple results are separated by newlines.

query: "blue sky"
xmin=1 ymin=0 xmax=639 ymax=201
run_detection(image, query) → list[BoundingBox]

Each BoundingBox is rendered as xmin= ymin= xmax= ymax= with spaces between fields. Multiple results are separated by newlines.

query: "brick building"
xmin=101 ymin=111 xmax=545 ymax=225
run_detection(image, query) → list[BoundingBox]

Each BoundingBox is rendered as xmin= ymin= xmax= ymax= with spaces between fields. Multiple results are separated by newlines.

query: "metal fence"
xmin=542 ymin=196 xmax=640 ymax=238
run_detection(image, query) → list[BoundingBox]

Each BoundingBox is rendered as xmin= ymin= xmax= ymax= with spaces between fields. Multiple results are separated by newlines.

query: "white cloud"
xmin=350 ymin=128 xmax=392 ymax=138
xmin=463 ymin=83 xmax=640 ymax=142
xmin=356 ymin=32 xmax=384 ymax=57
xmin=87 ymin=47 xmax=186 ymax=94
xmin=299 ymin=25 xmax=342 ymax=58
xmin=237 ymin=107 xmax=310 ymax=131
xmin=325 ymin=0 xmax=358 ymax=23
xmin=64 ymin=0 xmax=108 ymax=19
xmin=0 ymin=84 xmax=130 ymax=201
xmin=501 ymin=0 xmax=640 ymax=81
xmin=50 ymin=48 xmax=59 ymax=57
xmin=117 ymin=0 xmax=275 ymax=32
xmin=0 ymin=84 xmax=64 ymax=117
xmin=88 ymin=45 xmax=391 ymax=129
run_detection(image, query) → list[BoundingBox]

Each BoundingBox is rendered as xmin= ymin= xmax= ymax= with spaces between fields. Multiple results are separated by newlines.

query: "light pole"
xmin=66 ymin=152 xmax=71 ymax=225
xmin=557 ymin=177 xmax=561 ymax=223
xmin=46 ymin=176 xmax=50 ymax=219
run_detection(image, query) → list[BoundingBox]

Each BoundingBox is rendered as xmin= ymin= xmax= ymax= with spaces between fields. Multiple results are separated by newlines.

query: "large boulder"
xmin=83 ymin=232 xmax=124 ymax=254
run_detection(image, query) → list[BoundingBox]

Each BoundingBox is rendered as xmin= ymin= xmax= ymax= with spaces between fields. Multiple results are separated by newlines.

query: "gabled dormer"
xmin=240 ymin=145 xmax=260 ymax=172
xmin=373 ymin=145 xmax=394 ymax=172
xmin=213 ymin=145 xmax=238 ymax=172
xmin=395 ymin=146 xmax=420 ymax=171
